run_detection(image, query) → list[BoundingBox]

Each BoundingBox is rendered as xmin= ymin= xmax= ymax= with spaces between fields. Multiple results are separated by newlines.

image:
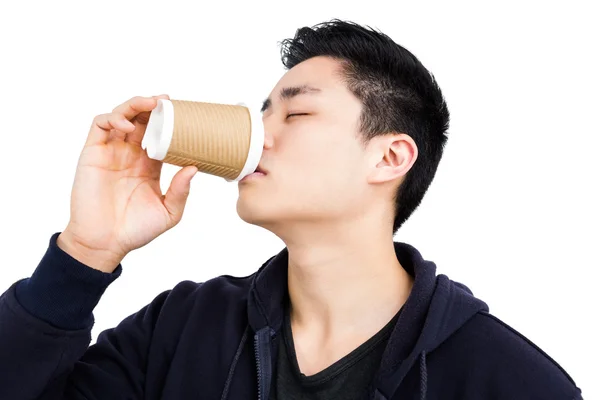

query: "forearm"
xmin=0 ymin=232 xmax=121 ymax=399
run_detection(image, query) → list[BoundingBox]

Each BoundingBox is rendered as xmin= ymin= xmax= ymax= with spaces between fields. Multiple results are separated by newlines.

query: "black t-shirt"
xmin=270 ymin=304 xmax=400 ymax=400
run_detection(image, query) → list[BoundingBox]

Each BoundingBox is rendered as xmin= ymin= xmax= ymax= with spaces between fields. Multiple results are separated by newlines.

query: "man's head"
xmin=237 ymin=20 xmax=449 ymax=237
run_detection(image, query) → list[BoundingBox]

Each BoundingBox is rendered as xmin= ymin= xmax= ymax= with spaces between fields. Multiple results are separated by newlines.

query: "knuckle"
xmin=105 ymin=112 xmax=118 ymax=122
xmin=93 ymin=113 xmax=107 ymax=123
xmin=112 ymin=96 xmax=143 ymax=112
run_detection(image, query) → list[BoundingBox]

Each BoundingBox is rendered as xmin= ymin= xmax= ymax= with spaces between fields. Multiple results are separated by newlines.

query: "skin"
xmin=57 ymin=55 xmax=418 ymax=376
xmin=237 ymin=56 xmax=418 ymax=374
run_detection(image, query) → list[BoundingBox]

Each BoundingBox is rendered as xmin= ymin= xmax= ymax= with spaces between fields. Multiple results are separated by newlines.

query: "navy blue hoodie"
xmin=0 ymin=233 xmax=582 ymax=399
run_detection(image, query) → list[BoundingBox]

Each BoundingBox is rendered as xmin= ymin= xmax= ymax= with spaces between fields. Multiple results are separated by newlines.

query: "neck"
xmin=280 ymin=218 xmax=414 ymax=338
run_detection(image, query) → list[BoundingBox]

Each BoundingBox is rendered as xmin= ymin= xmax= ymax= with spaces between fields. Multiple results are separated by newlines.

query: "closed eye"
xmin=286 ymin=113 xmax=309 ymax=119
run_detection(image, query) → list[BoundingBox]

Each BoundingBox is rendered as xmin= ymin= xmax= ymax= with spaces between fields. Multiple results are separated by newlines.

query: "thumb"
xmin=163 ymin=165 xmax=199 ymax=226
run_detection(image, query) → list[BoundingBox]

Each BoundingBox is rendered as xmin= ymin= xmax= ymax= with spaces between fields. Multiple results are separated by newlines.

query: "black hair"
xmin=279 ymin=19 xmax=450 ymax=234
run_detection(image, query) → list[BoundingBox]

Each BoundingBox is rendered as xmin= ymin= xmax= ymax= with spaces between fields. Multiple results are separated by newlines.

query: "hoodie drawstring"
xmin=220 ymin=325 xmax=250 ymax=400
xmin=373 ymin=350 xmax=429 ymax=399
xmin=419 ymin=351 xmax=428 ymax=400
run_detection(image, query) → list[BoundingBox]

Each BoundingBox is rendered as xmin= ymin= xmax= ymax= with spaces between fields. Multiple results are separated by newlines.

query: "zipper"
xmin=254 ymin=334 xmax=262 ymax=400
xmin=253 ymin=327 xmax=273 ymax=400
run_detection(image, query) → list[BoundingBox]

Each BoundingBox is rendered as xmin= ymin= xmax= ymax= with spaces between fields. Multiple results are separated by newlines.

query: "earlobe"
xmin=367 ymin=134 xmax=418 ymax=184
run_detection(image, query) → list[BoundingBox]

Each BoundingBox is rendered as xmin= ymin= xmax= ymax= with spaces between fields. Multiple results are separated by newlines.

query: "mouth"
xmin=254 ymin=165 xmax=267 ymax=175
xmin=240 ymin=164 xmax=267 ymax=183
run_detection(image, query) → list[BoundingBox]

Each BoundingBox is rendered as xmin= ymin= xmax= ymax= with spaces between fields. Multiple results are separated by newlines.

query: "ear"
xmin=366 ymin=133 xmax=418 ymax=184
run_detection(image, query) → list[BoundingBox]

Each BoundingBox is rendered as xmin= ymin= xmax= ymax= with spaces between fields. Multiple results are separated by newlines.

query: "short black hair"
xmin=279 ymin=19 xmax=450 ymax=234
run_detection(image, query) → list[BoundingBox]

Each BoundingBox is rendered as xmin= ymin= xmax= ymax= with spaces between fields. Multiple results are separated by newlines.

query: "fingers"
xmin=126 ymin=94 xmax=171 ymax=145
xmin=111 ymin=96 xmax=158 ymax=121
xmin=86 ymin=113 xmax=136 ymax=146
xmin=85 ymin=95 xmax=170 ymax=147
xmin=95 ymin=113 xmax=136 ymax=132
xmin=162 ymin=165 xmax=199 ymax=227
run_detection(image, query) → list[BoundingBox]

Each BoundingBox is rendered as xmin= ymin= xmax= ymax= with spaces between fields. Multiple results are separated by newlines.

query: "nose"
xmin=263 ymin=125 xmax=274 ymax=149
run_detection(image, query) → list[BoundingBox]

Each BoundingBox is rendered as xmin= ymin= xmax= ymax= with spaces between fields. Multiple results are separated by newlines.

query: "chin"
xmin=236 ymin=198 xmax=273 ymax=227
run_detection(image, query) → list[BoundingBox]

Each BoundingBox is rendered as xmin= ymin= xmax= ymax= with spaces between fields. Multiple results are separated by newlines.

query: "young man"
xmin=0 ymin=20 xmax=582 ymax=399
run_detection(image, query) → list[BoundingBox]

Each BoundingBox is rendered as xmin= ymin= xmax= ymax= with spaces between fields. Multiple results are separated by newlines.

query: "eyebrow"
xmin=261 ymin=85 xmax=321 ymax=113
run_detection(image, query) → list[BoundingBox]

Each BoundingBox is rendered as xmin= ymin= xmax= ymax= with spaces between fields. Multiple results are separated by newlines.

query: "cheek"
xmin=281 ymin=131 xmax=342 ymax=173
xmin=280 ymin=132 xmax=364 ymax=192
xmin=274 ymin=115 xmax=364 ymax=174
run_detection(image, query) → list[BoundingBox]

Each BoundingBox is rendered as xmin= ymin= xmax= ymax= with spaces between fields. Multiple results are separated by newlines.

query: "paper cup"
xmin=142 ymin=99 xmax=263 ymax=181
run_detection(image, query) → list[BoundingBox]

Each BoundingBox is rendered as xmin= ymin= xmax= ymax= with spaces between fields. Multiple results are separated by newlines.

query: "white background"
xmin=0 ymin=1 xmax=597 ymax=397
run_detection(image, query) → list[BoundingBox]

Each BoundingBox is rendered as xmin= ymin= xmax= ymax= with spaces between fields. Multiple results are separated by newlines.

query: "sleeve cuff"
xmin=15 ymin=232 xmax=122 ymax=330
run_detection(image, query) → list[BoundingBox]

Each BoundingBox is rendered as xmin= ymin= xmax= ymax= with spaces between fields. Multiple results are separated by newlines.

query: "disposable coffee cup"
xmin=141 ymin=99 xmax=263 ymax=182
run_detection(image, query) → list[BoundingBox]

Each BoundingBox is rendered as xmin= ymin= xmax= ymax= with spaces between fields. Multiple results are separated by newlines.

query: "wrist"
xmin=57 ymin=229 xmax=124 ymax=274
xmin=13 ymin=232 xmax=122 ymax=330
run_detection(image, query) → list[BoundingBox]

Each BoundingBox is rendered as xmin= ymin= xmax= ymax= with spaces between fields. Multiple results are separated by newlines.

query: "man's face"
xmin=237 ymin=56 xmax=373 ymax=231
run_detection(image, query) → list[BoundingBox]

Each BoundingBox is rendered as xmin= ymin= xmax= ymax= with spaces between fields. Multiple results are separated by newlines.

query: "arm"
xmin=0 ymin=94 xmax=197 ymax=399
xmin=0 ymin=232 xmax=167 ymax=399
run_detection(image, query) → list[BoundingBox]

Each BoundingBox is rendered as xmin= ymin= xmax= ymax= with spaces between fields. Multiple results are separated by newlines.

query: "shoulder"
xmin=162 ymin=272 xmax=256 ymax=311
xmin=435 ymin=311 xmax=582 ymax=399
xmin=142 ymin=272 xmax=257 ymax=339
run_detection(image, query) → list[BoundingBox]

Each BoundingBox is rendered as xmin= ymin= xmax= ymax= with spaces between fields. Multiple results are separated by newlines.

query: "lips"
xmin=240 ymin=165 xmax=267 ymax=183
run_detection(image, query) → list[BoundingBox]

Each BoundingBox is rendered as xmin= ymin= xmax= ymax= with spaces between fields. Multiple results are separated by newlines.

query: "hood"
xmin=244 ymin=242 xmax=489 ymax=399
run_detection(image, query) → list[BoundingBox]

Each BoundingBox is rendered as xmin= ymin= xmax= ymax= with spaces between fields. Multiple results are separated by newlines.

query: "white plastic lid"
xmin=227 ymin=102 xmax=264 ymax=182
xmin=141 ymin=98 xmax=174 ymax=161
